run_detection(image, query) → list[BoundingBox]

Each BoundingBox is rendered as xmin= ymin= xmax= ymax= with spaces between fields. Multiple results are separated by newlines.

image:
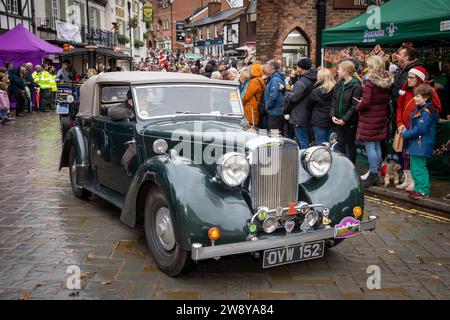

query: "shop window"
xmin=282 ymin=28 xmax=310 ymax=69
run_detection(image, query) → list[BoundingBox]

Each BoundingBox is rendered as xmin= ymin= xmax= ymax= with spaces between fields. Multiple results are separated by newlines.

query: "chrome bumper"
xmin=191 ymin=215 xmax=378 ymax=261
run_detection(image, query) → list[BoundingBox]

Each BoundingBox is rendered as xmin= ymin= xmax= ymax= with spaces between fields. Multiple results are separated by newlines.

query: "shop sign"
xmin=363 ymin=22 xmax=397 ymax=43
xmin=334 ymin=0 xmax=386 ymax=10
xmin=441 ymin=20 xmax=450 ymax=32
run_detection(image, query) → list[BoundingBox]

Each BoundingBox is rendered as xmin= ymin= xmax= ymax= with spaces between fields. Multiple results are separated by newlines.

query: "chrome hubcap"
xmin=155 ymin=207 xmax=175 ymax=251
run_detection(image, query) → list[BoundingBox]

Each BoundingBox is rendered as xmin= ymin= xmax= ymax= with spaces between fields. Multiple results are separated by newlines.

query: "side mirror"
xmin=329 ymin=132 xmax=337 ymax=145
xmin=328 ymin=132 xmax=338 ymax=151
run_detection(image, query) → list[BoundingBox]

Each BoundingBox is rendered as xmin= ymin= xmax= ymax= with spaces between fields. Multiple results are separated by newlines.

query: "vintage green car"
xmin=59 ymin=72 xmax=377 ymax=276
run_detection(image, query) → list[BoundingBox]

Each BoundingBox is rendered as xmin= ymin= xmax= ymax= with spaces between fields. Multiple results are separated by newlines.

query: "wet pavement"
xmin=0 ymin=113 xmax=449 ymax=300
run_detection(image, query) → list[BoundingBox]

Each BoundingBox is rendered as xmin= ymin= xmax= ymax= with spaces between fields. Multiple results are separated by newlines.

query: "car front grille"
xmin=249 ymin=140 xmax=299 ymax=210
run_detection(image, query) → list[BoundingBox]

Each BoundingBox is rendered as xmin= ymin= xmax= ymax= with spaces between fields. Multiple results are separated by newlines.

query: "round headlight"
xmin=301 ymin=146 xmax=332 ymax=178
xmin=153 ymin=139 xmax=168 ymax=154
xmin=216 ymin=152 xmax=250 ymax=187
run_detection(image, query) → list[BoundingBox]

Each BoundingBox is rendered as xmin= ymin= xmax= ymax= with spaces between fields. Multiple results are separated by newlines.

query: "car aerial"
xmin=59 ymin=72 xmax=378 ymax=276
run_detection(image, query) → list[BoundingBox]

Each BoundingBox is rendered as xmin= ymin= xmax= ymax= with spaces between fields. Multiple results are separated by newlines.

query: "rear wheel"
xmin=144 ymin=186 xmax=194 ymax=277
xmin=69 ymin=147 xmax=91 ymax=199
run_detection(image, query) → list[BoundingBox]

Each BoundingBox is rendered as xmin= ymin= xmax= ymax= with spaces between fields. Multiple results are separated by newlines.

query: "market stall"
xmin=0 ymin=24 xmax=62 ymax=68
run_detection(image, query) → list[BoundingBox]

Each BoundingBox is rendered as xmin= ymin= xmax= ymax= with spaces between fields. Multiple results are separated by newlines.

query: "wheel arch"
xmin=59 ymin=126 xmax=89 ymax=170
xmin=120 ymin=156 xmax=252 ymax=251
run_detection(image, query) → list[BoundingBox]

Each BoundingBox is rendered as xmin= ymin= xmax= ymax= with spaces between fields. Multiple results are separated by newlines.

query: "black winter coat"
xmin=8 ymin=68 xmax=26 ymax=99
xmin=330 ymin=77 xmax=362 ymax=127
xmin=284 ymin=68 xmax=317 ymax=127
xmin=308 ymin=83 xmax=333 ymax=128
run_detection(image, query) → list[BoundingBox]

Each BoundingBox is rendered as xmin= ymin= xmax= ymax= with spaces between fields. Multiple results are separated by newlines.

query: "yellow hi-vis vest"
xmin=32 ymin=70 xmax=52 ymax=90
xmin=49 ymin=74 xmax=57 ymax=92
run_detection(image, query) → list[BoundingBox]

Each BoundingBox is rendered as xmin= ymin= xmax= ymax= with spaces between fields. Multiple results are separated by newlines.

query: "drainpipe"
xmin=316 ymin=0 xmax=326 ymax=66
xmin=31 ymin=0 xmax=36 ymax=33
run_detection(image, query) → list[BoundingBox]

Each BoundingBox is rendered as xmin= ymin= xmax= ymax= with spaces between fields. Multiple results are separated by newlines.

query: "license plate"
xmin=57 ymin=104 xmax=69 ymax=115
xmin=262 ymin=240 xmax=325 ymax=268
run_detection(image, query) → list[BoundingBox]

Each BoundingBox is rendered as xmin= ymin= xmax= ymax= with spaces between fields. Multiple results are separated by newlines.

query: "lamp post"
xmin=85 ymin=0 xmax=97 ymax=76
xmin=128 ymin=1 xmax=133 ymax=69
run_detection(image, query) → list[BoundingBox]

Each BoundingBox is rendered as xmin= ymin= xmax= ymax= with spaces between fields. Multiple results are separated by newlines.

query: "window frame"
xmin=7 ymin=0 xmax=20 ymax=15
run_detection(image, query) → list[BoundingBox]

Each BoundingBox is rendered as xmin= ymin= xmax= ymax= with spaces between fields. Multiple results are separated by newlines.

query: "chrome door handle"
xmin=124 ymin=138 xmax=136 ymax=145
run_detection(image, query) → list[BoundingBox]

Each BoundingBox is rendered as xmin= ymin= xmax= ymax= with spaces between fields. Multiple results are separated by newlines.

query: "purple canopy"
xmin=0 ymin=24 xmax=63 ymax=68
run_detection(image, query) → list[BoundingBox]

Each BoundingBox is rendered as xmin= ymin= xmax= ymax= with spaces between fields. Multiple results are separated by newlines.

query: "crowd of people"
xmin=235 ymin=45 xmax=445 ymax=200
xmin=127 ymin=46 xmax=448 ymax=200
xmin=1 ymin=45 xmax=448 ymax=200
xmin=0 ymin=59 xmax=79 ymax=126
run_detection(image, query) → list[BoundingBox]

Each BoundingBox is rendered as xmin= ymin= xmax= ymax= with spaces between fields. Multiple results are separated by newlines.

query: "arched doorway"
xmin=282 ymin=29 xmax=309 ymax=68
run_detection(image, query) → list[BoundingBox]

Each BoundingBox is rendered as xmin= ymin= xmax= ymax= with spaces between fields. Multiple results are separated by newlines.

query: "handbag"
xmin=392 ymin=131 xmax=404 ymax=152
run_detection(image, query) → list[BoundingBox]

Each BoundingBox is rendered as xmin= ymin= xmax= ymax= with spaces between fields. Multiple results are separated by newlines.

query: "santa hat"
xmin=409 ymin=66 xmax=427 ymax=81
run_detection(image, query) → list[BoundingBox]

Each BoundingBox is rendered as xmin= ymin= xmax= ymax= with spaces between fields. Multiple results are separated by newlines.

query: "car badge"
xmin=285 ymin=220 xmax=295 ymax=233
xmin=287 ymin=202 xmax=297 ymax=215
xmin=276 ymin=206 xmax=284 ymax=216
xmin=334 ymin=217 xmax=361 ymax=239
xmin=257 ymin=210 xmax=267 ymax=221
xmin=322 ymin=217 xmax=332 ymax=225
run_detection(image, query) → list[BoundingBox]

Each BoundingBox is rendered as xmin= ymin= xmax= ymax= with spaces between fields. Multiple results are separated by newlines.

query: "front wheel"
xmin=69 ymin=147 xmax=91 ymax=199
xmin=144 ymin=186 xmax=194 ymax=277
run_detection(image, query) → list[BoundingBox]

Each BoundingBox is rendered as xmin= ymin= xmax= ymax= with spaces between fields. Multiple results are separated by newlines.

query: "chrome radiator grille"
xmin=249 ymin=141 xmax=299 ymax=210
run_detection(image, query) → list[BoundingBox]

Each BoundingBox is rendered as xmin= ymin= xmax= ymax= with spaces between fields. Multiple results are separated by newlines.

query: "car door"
xmin=91 ymin=85 xmax=140 ymax=195
xmin=104 ymin=117 xmax=140 ymax=194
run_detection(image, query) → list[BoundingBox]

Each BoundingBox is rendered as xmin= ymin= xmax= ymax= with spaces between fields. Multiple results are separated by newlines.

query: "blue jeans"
xmin=312 ymin=126 xmax=330 ymax=145
xmin=294 ymin=126 xmax=310 ymax=149
xmin=364 ymin=141 xmax=382 ymax=173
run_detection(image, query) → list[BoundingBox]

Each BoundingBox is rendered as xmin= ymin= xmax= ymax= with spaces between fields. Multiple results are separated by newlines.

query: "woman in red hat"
xmin=395 ymin=66 xmax=441 ymax=191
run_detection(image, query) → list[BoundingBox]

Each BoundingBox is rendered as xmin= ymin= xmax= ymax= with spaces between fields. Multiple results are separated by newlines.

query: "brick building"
xmin=256 ymin=0 xmax=368 ymax=67
xmin=149 ymin=0 xmax=233 ymax=51
xmin=149 ymin=0 xmax=203 ymax=50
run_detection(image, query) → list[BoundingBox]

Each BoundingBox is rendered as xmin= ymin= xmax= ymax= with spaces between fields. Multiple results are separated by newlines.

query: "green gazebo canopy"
xmin=322 ymin=0 xmax=450 ymax=47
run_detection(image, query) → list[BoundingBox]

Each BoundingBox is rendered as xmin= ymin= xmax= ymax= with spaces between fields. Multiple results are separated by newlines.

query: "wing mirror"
xmin=321 ymin=132 xmax=338 ymax=150
xmin=329 ymin=132 xmax=338 ymax=150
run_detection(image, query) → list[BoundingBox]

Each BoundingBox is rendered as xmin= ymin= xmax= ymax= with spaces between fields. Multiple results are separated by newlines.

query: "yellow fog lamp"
xmin=353 ymin=206 xmax=362 ymax=218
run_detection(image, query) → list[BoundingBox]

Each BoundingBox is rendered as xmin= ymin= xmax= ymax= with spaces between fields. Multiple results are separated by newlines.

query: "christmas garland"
xmin=432 ymin=139 xmax=450 ymax=156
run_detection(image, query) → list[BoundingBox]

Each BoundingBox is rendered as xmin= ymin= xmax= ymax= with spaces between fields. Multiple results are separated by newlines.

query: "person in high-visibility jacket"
xmin=49 ymin=66 xmax=58 ymax=110
xmin=32 ymin=65 xmax=52 ymax=112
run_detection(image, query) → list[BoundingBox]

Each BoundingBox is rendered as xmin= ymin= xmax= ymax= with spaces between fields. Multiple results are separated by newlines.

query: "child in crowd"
xmin=0 ymin=81 xmax=12 ymax=125
xmin=401 ymin=84 xmax=439 ymax=199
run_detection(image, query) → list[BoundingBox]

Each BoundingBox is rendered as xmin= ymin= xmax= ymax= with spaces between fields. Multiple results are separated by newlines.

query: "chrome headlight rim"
xmin=216 ymin=152 xmax=250 ymax=187
xmin=301 ymin=146 xmax=332 ymax=178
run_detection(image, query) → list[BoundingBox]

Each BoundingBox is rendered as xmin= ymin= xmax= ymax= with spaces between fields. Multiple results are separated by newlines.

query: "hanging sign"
xmin=143 ymin=3 xmax=153 ymax=23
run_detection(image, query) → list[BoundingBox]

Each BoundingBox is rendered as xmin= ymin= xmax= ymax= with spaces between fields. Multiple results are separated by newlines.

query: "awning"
xmin=322 ymin=0 xmax=450 ymax=47
xmin=60 ymin=47 xmax=129 ymax=60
